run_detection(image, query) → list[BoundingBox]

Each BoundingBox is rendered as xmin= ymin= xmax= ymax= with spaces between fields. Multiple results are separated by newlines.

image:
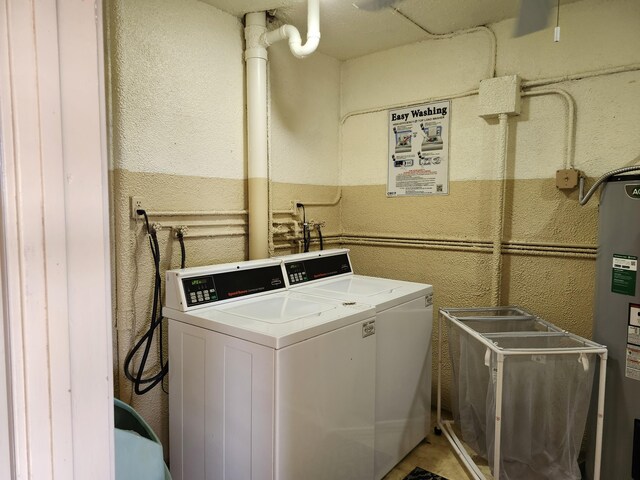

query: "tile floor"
xmin=383 ymin=412 xmax=493 ymax=480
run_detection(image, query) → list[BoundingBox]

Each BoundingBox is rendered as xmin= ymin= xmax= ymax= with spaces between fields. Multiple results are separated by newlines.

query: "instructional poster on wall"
xmin=387 ymin=100 xmax=450 ymax=197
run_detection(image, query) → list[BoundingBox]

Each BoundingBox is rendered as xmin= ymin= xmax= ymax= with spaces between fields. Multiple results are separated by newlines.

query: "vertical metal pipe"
xmin=491 ymin=113 xmax=509 ymax=306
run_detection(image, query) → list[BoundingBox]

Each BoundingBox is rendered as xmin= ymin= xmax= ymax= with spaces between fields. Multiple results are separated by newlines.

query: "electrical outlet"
xmin=292 ymin=200 xmax=302 ymax=216
xmin=556 ymin=168 xmax=580 ymax=190
xmin=130 ymin=196 xmax=145 ymax=219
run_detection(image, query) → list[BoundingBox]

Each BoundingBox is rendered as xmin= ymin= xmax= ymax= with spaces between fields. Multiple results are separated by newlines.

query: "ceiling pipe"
xmin=244 ymin=1 xmax=320 ymax=259
xmin=263 ymin=0 xmax=321 ymax=59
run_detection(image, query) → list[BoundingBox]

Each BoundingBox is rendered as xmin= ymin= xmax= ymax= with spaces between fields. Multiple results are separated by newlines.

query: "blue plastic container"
xmin=114 ymin=399 xmax=171 ymax=480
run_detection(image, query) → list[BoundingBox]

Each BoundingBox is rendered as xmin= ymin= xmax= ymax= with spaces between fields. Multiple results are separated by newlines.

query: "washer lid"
xmin=164 ymin=291 xmax=375 ymax=349
xmin=298 ymin=275 xmax=432 ymax=312
xmin=220 ymin=295 xmax=334 ymax=323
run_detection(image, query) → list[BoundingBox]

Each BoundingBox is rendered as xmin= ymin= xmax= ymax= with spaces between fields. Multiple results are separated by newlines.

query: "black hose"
xmin=177 ymin=230 xmax=186 ymax=269
xmin=317 ymin=225 xmax=323 ymax=250
xmin=123 ymin=210 xmax=169 ymax=395
xmin=298 ymin=203 xmax=310 ymax=253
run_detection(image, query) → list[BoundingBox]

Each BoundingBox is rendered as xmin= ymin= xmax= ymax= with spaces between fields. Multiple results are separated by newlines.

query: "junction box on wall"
xmin=478 ymin=75 xmax=522 ymax=118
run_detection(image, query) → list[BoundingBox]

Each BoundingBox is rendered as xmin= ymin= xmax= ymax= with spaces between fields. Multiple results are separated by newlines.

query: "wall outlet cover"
xmin=130 ymin=196 xmax=145 ymax=219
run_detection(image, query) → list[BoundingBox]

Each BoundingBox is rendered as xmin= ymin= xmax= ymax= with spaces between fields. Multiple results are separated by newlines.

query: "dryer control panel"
xmin=284 ymin=253 xmax=352 ymax=286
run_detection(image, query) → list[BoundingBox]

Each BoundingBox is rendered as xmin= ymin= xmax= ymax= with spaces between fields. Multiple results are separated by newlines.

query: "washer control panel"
xmin=183 ymin=275 xmax=218 ymax=307
xmin=284 ymin=253 xmax=352 ymax=286
xmin=181 ymin=265 xmax=285 ymax=307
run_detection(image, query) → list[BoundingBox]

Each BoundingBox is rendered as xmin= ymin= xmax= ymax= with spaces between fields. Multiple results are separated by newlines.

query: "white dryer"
xmin=275 ymin=249 xmax=433 ymax=480
xmin=163 ymin=258 xmax=377 ymax=480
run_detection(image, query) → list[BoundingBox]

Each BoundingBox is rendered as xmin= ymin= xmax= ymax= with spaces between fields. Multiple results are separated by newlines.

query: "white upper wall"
xmin=109 ymin=0 xmax=639 ymax=186
xmin=339 ymin=0 xmax=640 ymax=185
xmin=494 ymin=0 xmax=640 ymax=80
xmin=268 ymin=42 xmax=341 ymax=185
xmin=340 ymin=31 xmax=494 ymax=117
xmin=109 ymin=0 xmax=341 ymax=186
xmin=109 ymin=0 xmax=245 ymax=179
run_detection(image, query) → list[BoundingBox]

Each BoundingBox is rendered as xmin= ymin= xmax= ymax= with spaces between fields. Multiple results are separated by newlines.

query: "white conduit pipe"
xmin=341 ymin=89 xmax=479 ymax=125
xmin=521 ymin=63 xmax=640 ymax=89
xmin=522 ymin=88 xmax=576 ymax=169
xmin=263 ymin=0 xmax=320 ymax=59
xmin=342 ymin=233 xmax=595 ymax=252
xmin=145 ymin=209 xmax=247 ymax=217
xmin=392 ymin=7 xmax=497 ymax=79
xmin=267 ymin=62 xmax=275 ymax=258
xmin=340 ymin=239 xmax=595 ymax=258
xmin=491 ymin=113 xmax=509 ymax=307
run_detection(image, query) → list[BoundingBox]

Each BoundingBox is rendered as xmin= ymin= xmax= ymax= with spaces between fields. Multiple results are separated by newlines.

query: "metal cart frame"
xmin=436 ymin=306 xmax=608 ymax=480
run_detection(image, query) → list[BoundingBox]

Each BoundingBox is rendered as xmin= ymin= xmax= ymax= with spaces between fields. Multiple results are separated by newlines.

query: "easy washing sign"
xmin=387 ymin=100 xmax=451 ymax=197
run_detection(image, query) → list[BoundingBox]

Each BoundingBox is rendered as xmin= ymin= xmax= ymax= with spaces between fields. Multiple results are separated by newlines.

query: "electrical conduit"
xmin=491 ymin=113 xmax=509 ymax=306
xmin=244 ymin=1 xmax=320 ymax=259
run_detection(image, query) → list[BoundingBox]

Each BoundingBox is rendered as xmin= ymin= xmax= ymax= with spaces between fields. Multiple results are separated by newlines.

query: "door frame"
xmin=0 ymin=0 xmax=114 ymax=478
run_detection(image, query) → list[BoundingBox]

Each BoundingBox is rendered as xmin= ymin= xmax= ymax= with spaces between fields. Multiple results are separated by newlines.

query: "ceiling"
xmin=200 ymin=0 xmax=582 ymax=60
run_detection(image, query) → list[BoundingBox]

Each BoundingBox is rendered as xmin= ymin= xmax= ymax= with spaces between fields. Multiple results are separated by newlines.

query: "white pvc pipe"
xmin=244 ymin=1 xmax=321 ymax=259
xmin=245 ymin=12 xmax=270 ymax=259
xmin=522 ymin=89 xmax=575 ymax=169
xmin=263 ymin=0 xmax=320 ymax=59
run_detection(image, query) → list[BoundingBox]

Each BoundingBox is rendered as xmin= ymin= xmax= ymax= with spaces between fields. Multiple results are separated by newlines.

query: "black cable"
xmin=297 ymin=203 xmax=311 ymax=253
xmin=123 ymin=209 xmax=169 ymax=395
xmin=177 ymin=230 xmax=186 ymax=269
xmin=317 ymin=224 xmax=323 ymax=250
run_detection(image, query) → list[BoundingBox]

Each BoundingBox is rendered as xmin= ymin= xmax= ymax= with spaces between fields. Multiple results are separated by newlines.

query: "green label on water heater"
xmin=612 ymin=254 xmax=638 ymax=296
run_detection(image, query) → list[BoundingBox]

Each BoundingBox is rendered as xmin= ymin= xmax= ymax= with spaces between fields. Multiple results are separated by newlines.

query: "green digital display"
xmin=190 ymin=278 xmax=207 ymax=286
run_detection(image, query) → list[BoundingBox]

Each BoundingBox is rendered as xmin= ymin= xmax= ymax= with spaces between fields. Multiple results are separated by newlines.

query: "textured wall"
xmin=106 ymin=0 xmax=342 ymax=455
xmin=108 ymin=0 xmax=245 ymax=178
xmin=107 ymin=0 xmax=640 ymax=459
xmin=106 ymin=0 xmax=247 ymax=453
xmin=339 ymin=0 xmax=640 ymax=410
xmin=269 ymin=42 xmax=341 ymax=185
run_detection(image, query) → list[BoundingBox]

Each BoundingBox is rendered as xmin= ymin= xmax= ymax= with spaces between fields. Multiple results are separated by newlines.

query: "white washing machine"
xmin=163 ymin=258 xmax=377 ymax=480
xmin=275 ymin=249 xmax=433 ymax=480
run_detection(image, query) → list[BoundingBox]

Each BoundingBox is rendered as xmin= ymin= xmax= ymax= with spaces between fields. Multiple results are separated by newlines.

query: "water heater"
xmin=588 ymin=174 xmax=640 ymax=479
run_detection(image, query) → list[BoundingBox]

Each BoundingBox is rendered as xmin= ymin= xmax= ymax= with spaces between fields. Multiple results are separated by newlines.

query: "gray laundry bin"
xmin=114 ymin=398 xmax=171 ymax=480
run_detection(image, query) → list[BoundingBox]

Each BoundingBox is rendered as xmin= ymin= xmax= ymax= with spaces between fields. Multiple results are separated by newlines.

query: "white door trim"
xmin=0 ymin=0 xmax=114 ymax=478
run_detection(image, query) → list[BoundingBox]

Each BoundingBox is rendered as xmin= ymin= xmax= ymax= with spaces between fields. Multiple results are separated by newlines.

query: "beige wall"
xmin=108 ymin=0 xmax=640 ymax=455
xmin=106 ymin=0 xmax=342 ymax=454
xmin=339 ymin=0 xmax=640 ymax=407
xmin=107 ymin=0 xmax=249 ymax=450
